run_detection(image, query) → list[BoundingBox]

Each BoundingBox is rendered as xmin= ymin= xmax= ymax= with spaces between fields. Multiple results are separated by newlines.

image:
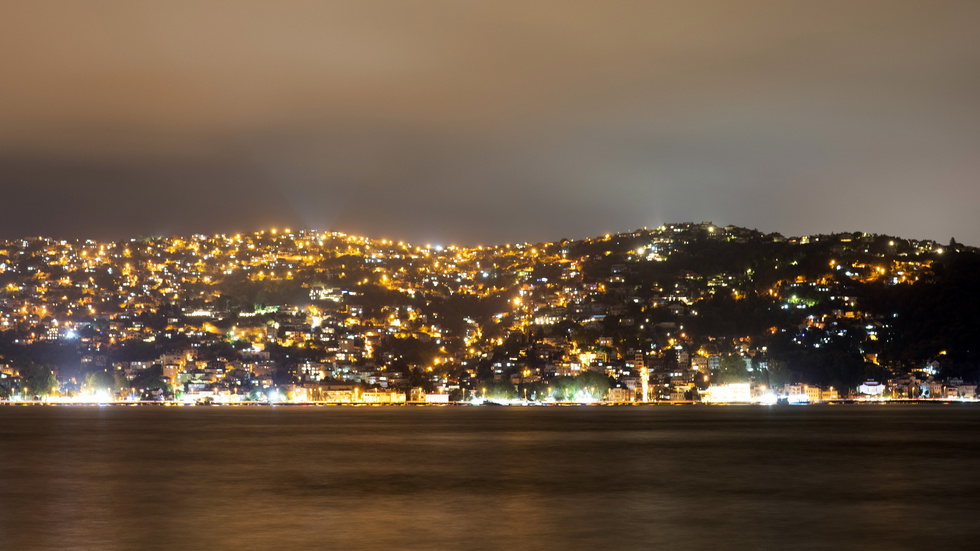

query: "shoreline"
xmin=1 ymin=399 xmax=976 ymax=407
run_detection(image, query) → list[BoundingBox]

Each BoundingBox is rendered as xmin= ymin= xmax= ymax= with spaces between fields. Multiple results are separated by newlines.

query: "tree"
xmin=480 ymin=381 xmax=517 ymax=401
xmin=716 ymin=354 xmax=749 ymax=384
xmin=545 ymin=371 xmax=616 ymax=401
xmin=131 ymin=364 xmax=168 ymax=391
xmin=83 ymin=370 xmax=121 ymax=395
xmin=765 ymin=359 xmax=792 ymax=389
xmin=576 ymin=370 xmax=615 ymax=400
xmin=21 ymin=362 xmax=58 ymax=398
xmin=408 ymin=367 xmax=435 ymax=393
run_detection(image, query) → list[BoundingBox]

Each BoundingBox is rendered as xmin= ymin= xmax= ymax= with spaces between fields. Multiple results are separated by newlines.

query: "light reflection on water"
xmin=1 ymin=405 xmax=978 ymax=550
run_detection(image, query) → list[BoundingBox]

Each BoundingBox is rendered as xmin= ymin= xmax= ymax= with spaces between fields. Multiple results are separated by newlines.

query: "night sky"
xmin=2 ymin=1 xmax=979 ymax=245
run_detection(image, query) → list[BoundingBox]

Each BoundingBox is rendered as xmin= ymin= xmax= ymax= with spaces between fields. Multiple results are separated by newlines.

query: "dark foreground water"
xmin=1 ymin=404 xmax=979 ymax=550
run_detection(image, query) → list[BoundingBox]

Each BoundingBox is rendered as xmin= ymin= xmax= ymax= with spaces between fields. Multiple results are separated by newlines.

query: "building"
xmin=703 ymin=383 xmax=751 ymax=403
xmin=607 ymin=387 xmax=634 ymax=403
xmin=858 ymin=381 xmax=885 ymax=397
xmin=424 ymin=393 xmax=450 ymax=404
xmin=361 ymin=390 xmax=406 ymax=404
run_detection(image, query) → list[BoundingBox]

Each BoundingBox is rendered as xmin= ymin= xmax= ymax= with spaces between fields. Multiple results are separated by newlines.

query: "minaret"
xmin=637 ymin=352 xmax=649 ymax=402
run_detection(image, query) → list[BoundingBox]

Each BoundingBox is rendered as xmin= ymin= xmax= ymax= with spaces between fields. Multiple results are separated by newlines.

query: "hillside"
xmin=1 ymin=223 xmax=978 ymax=399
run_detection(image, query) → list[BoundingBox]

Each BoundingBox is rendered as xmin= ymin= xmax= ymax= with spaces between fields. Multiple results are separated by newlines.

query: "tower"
xmin=636 ymin=352 xmax=649 ymax=402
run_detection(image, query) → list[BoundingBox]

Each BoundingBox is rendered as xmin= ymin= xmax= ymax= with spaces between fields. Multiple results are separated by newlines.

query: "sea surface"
xmin=1 ymin=404 xmax=978 ymax=550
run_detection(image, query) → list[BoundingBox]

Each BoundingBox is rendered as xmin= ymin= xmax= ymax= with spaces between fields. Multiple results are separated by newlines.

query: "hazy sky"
xmin=2 ymin=1 xmax=978 ymax=245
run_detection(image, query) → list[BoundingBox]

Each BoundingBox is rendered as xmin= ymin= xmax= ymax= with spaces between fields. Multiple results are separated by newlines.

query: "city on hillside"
xmin=1 ymin=222 xmax=977 ymax=404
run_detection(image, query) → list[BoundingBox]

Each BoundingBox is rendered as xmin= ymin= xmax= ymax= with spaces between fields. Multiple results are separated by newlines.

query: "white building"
xmin=703 ymin=383 xmax=751 ymax=403
xmin=858 ymin=381 xmax=885 ymax=396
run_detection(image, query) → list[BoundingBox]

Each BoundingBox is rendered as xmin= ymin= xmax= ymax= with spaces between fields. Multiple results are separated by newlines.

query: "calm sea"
xmin=1 ymin=404 xmax=978 ymax=550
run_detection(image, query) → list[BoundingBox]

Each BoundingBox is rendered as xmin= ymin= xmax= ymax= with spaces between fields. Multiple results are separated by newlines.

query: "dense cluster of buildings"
xmin=0 ymin=223 xmax=973 ymax=404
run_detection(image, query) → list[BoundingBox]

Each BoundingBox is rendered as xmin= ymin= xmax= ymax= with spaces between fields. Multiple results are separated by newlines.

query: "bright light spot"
xmin=703 ymin=383 xmax=751 ymax=403
xmin=787 ymin=393 xmax=809 ymax=404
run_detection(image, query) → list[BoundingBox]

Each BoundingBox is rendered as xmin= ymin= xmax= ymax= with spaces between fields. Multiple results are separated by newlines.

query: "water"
xmin=1 ymin=404 xmax=978 ymax=550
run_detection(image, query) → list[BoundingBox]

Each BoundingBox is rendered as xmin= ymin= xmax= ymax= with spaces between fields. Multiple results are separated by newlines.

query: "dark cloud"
xmin=1 ymin=1 xmax=978 ymax=244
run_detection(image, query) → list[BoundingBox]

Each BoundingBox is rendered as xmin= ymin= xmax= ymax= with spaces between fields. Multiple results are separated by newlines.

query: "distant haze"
xmin=2 ymin=1 xmax=979 ymax=245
